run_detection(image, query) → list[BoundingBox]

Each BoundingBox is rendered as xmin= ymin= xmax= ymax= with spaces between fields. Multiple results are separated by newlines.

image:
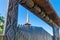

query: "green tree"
xmin=0 ymin=14 xmax=5 ymax=33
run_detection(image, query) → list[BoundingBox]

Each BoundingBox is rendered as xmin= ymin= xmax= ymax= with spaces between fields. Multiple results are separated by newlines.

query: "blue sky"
xmin=0 ymin=0 xmax=60 ymax=35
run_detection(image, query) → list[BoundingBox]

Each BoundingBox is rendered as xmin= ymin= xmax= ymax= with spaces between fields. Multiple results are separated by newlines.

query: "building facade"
xmin=16 ymin=25 xmax=52 ymax=40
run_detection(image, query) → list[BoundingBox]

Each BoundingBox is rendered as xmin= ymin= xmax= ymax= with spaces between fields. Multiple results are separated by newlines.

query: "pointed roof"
xmin=25 ymin=13 xmax=31 ymax=25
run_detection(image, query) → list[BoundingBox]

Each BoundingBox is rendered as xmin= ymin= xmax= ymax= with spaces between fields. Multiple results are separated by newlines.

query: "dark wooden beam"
xmin=32 ymin=0 xmax=60 ymax=26
xmin=19 ymin=0 xmax=60 ymax=27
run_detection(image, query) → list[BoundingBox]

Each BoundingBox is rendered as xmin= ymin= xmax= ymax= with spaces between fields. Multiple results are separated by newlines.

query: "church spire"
xmin=25 ymin=13 xmax=31 ymax=25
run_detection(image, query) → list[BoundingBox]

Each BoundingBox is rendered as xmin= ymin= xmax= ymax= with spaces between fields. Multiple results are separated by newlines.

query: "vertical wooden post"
xmin=3 ymin=0 xmax=18 ymax=40
xmin=53 ymin=26 xmax=59 ymax=40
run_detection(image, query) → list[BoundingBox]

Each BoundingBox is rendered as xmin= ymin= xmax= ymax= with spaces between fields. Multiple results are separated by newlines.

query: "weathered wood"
xmin=19 ymin=1 xmax=60 ymax=40
xmin=53 ymin=27 xmax=59 ymax=40
xmin=19 ymin=0 xmax=60 ymax=26
xmin=3 ymin=0 xmax=18 ymax=40
xmin=3 ymin=0 xmax=59 ymax=40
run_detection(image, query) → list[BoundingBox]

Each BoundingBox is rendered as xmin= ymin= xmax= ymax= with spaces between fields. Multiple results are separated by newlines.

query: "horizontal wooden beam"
xmin=19 ymin=0 xmax=60 ymax=27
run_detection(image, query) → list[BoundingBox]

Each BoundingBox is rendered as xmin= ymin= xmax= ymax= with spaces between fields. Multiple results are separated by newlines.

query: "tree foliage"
xmin=0 ymin=15 xmax=5 ymax=30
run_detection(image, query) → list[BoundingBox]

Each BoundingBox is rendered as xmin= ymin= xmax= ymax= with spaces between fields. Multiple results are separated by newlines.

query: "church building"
xmin=16 ymin=13 xmax=52 ymax=40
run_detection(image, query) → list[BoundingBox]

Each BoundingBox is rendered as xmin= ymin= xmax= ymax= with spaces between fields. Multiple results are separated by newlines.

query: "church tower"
xmin=25 ymin=13 xmax=31 ymax=25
